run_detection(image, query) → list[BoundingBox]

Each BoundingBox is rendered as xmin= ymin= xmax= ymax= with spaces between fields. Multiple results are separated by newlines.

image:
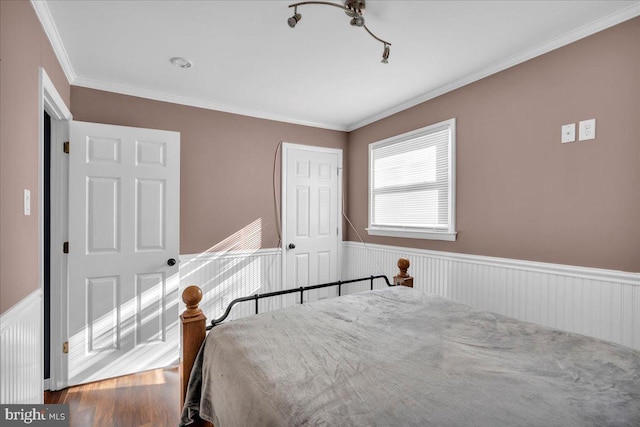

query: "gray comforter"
xmin=180 ymin=286 xmax=640 ymax=426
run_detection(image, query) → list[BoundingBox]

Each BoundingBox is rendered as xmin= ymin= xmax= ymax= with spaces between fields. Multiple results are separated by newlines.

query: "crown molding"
xmin=72 ymin=77 xmax=348 ymax=131
xmin=30 ymin=0 xmax=76 ymax=84
xmin=346 ymin=2 xmax=640 ymax=131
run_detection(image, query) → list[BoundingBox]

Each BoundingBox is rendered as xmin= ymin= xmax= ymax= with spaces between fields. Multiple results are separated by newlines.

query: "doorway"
xmin=40 ymin=70 xmax=181 ymax=390
xmin=39 ymin=68 xmax=73 ymax=392
xmin=281 ymin=143 xmax=343 ymax=303
xmin=43 ymin=110 xmax=51 ymax=387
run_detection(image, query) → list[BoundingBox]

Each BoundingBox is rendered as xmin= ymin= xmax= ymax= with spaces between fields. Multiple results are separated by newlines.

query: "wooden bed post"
xmin=394 ymin=258 xmax=414 ymax=288
xmin=181 ymin=285 xmax=207 ymax=407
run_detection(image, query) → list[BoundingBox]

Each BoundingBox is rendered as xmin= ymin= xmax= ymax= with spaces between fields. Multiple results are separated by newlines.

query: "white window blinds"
xmin=368 ymin=119 xmax=456 ymax=240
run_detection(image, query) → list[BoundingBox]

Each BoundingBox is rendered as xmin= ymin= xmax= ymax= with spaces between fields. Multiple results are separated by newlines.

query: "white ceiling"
xmin=36 ymin=0 xmax=640 ymax=131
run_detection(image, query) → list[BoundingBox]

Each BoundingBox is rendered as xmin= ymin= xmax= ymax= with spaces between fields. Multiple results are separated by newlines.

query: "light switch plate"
xmin=561 ymin=123 xmax=575 ymax=143
xmin=579 ymin=119 xmax=596 ymax=141
xmin=24 ymin=189 xmax=31 ymax=216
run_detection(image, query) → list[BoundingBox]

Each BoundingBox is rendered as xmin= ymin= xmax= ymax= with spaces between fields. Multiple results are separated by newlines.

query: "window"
xmin=367 ymin=118 xmax=456 ymax=241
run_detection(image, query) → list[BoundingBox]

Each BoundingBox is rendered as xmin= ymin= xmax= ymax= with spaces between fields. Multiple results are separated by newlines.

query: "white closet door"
xmin=283 ymin=144 xmax=341 ymax=304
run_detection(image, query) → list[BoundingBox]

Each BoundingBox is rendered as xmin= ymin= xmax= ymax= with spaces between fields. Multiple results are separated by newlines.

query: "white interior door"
xmin=282 ymin=143 xmax=342 ymax=305
xmin=67 ymin=121 xmax=180 ymax=386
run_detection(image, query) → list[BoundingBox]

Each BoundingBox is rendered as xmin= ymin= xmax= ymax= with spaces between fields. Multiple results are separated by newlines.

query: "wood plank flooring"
xmin=44 ymin=367 xmax=180 ymax=427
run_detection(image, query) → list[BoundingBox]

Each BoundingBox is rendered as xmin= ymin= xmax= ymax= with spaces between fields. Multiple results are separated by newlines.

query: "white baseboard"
xmin=0 ymin=289 xmax=43 ymax=404
xmin=343 ymin=242 xmax=640 ymax=350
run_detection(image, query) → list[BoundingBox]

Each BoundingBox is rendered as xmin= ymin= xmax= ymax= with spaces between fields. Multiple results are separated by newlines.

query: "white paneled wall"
xmin=343 ymin=242 xmax=640 ymax=350
xmin=180 ymin=249 xmax=282 ymax=323
xmin=2 ymin=245 xmax=637 ymax=403
xmin=0 ymin=289 xmax=42 ymax=404
xmin=179 ymin=244 xmax=640 ymax=350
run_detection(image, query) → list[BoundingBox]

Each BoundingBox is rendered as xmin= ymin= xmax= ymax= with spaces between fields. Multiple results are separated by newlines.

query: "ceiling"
xmin=36 ymin=0 xmax=640 ymax=131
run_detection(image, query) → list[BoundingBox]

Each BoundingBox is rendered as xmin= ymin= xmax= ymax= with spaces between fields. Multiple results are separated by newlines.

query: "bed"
xmin=179 ymin=259 xmax=640 ymax=426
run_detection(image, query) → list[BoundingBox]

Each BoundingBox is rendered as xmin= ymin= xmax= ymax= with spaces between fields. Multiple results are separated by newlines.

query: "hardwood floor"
xmin=44 ymin=367 xmax=180 ymax=427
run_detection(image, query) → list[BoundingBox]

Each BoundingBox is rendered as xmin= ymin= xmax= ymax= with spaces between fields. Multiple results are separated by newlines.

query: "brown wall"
xmin=348 ymin=17 xmax=640 ymax=273
xmin=70 ymin=87 xmax=348 ymax=255
xmin=0 ymin=0 xmax=71 ymax=314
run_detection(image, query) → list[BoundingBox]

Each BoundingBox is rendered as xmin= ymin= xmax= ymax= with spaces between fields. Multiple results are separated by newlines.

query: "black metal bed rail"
xmin=207 ymin=275 xmax=393 ymax=330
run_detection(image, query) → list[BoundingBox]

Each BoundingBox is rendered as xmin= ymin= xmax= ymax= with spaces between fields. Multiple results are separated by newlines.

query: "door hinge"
xmin=63 ymin=141 xmax=69 ymax=154
xmin=63 ymin=242 xmax=69 ymax=254
xmin=62 ymin=341 xmax=69 ymax=354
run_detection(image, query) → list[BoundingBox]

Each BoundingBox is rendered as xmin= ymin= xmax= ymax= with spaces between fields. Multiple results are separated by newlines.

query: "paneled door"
xmin=282 ymin=143 xmax=342 ymax=304
xmin=67 ymin=121 xmax=180 ymax=386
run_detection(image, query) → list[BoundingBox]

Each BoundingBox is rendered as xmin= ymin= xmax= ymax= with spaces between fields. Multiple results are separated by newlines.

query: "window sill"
xmin=366 ymin=227 xmax=457 ymax=242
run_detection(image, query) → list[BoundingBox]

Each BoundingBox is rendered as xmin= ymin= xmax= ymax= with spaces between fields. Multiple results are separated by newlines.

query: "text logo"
xmin=0 ymin=405 xmax=68 ymax=426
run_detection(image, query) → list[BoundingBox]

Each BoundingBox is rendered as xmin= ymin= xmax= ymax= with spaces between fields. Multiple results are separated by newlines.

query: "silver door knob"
xmin=288 ymin=243 xmax=296 ymax=249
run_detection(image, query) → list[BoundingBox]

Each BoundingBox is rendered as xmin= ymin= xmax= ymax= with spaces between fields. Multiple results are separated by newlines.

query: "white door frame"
xmin=39 ymin=68 xmax=72 ymax=391
xmin=280 ymin=143 xmax=343 ymax=291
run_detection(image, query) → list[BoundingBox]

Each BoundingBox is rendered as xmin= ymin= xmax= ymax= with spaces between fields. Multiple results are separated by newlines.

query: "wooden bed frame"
xmin=179 ymin=258 xmax=413 ymax=425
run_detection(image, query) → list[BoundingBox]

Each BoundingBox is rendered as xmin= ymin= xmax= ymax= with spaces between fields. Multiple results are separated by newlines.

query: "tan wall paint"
xmin=0 ymin=0 xmax=71 ymax=314
xmin=70 ymin=87 xmax=348 ymax=256
xmin=348 ymin=17 xmax=640 ymax=273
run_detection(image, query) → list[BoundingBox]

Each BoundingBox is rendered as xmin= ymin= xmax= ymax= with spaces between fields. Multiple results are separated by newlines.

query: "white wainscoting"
xmin=178 ymin=244 xmax=640 ymax=351
xmin=0 ymin=289 xmax=43 ymax=404
xmin=180 ymin=249 xmax=283 ymax=322
xmin=343 ymin=242 xmax=640 ymax=351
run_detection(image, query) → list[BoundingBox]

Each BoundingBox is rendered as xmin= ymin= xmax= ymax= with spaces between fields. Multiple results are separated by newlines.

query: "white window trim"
xmin=367 ymin=118 xmax=457 ymax=241
xmin=366 ymin=227 xmax=457 ymax=241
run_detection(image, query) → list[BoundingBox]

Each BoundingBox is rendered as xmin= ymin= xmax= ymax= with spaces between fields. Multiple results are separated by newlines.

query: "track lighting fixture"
xmin=287 ymin=0 xmax=391 ymax=63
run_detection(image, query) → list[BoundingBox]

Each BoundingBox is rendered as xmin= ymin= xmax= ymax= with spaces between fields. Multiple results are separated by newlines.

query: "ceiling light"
xmin=170 ymin=57 xmax=193 ymax=69
xmin=381 ymin=44 xmax=390 ymax=64
xmin=288 ymin=6 xmax=302 ymax=28
xmin=287 ymin=0 xmax=391 ymax=63
xmin=349 ymin=16 xmax=365 ymax=27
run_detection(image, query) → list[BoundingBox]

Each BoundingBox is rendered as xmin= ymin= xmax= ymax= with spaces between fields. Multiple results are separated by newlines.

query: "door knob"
xmin=288 ymin=243 xmax=296 ymax=250
xmin=167 ymin=258 xmax=177 ymax=266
